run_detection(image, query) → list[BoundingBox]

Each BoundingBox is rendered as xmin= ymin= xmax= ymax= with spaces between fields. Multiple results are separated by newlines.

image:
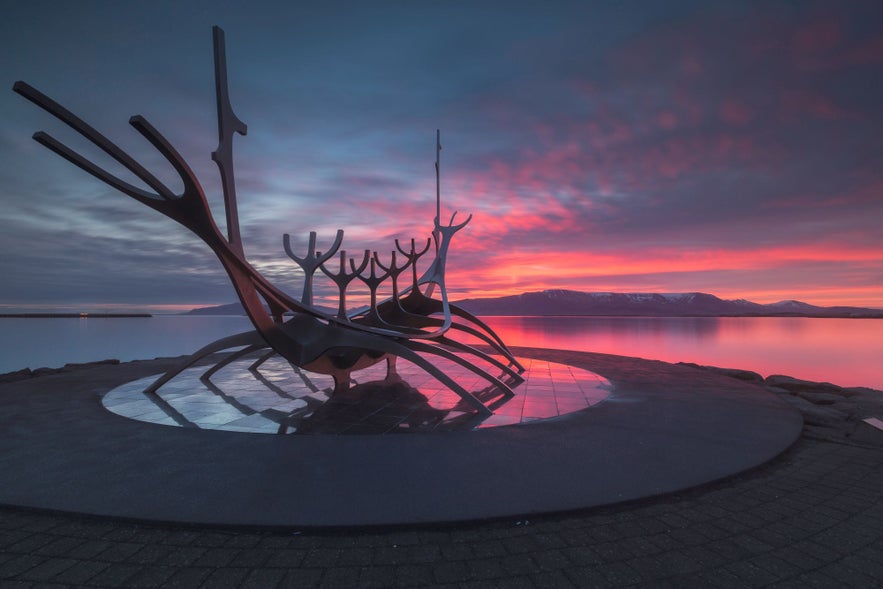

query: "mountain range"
xmin=186 ymin=291 xmax=882 ymax=318
xmin=455 ymin=290 xmax=882 ymax=317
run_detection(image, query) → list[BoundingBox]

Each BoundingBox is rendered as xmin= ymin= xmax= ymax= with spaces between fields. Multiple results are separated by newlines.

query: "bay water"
xmin=0 ymin=315 xmax=880 ymax=390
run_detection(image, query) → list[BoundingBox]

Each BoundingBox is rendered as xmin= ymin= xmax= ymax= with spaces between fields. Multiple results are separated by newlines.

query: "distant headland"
xmin=185 ymin=291 xmax=882 ymax=318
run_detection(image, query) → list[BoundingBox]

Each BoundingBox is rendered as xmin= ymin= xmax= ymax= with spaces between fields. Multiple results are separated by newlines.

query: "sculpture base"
xmin=0 ymin=348 xmax=802 ymax=528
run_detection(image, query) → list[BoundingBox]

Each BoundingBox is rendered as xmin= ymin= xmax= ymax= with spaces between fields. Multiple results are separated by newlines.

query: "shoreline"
xmin=2 ymin=351 xmax=881 ymax=448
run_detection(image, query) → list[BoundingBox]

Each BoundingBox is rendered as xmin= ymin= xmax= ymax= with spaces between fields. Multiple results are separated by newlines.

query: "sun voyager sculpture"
xmin=14 ymin=27 xmax=525 ymax=418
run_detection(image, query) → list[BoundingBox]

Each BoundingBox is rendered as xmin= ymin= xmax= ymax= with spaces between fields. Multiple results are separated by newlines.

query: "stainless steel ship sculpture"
xmin=14 ymin=27 xmax=524 ymax=416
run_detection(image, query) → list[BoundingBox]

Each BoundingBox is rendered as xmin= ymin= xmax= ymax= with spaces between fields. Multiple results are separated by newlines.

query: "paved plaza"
xmin=1 ymin=349 xmax=881 ymax=587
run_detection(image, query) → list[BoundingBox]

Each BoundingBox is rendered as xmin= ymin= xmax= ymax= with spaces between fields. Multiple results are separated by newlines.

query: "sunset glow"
xmin=1 ymin=1 xmax=881 ymax=311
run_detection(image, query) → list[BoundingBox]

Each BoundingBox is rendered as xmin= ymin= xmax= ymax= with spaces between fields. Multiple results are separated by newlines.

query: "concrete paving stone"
xmin=464 ymin=539 xmax=508 ymax=560
xmin=199 ymin=567 xmax=250 ymax=589
xmin=265 ymin=548 xmax=307 ymax=568
xmin=725 ymin=559 xmax=785 ymax=586
xmin=464 ymin=557 xmax=507 ymax=580
xmin=83 ymin=562 xmax=142 ymax=587
xmin=155 ymin=530 xmax=202 ymax=547
xmin=618 ymin=535 xmax=665 ymax=558
xmin=597 ymin=561 xmax=644 ymax=585
xmin=438 ymin=541 xmax=476 ymax=561
xmin=255 ymin=535 xmax=294 ymax=550
xmin=432 ymin=559 xmax=469 ymax=583
xmin=706 ymin=538 xmax=758 ymax=562
xmin=373 ymin=545 xmax=410 ymax=566
xmin=856 ymin=544 xmax=883 ymax=566
xmin=564 ymin=565 xmax=616 ymax=588
xmin=127 ymin=543 xmax=176 ymax=565
xmin=357 ymin=564 xmax=397 ymax=588
xmin=731 ymin=533 xmax=776 ymax=555
xmin=391 ymin=563 xmax=433 ymax=587
xmin=623 ymin=554 xmax=669 ymax=578
xmin=676 ymin=506 xmax=715 ymax=524
xmin=668 ymin=525 xmax=716 ymax=547
xmin=123 ymin=564 xmax=178 ymax=588
xmin=326 ymin=546 xmax=373 ymax=567
xmin=32 ymin=536 xmax=84 ymax=558
xmin=64 ymin=540 xmax=113 ymax=561
xmin=531 ymin=548 xmax=571 ymax=571
xmin=6 ymin=535 xmax=55 ymax=556
xmin=501 ymin=535 xmax=542 ymax=555
xmin=583 ymin=524 xmax=623 ymax=544
xmin=819 ymin=560 xmax=882 ymax=587
xmin=658 ymin=549 xmax=705 ymax=575
xmin=698 ymin=566 xmax=754 ymax=588
xmin=15 ymin=557 xmax=77 ymax=582
xmin=645 ymin=532 xmax=689 ymax=553
xmin=159 ymin=566 xmax=211 ymax=588
xmin=227 ymin=547 xmax=270 ymax=568
xmin=530 ymin=568 xmax=578 ymax=588
xmin=843 ymin=553 xmax=883 ymax=579
xmin=591 ymin=541 xmax=628 ymax=563
xmin=317 ymin=565 xmax=361 ymax=588
xmin=224 ymin=534 xmax=261 ymax=548
xmin=190 ymin=531 xmax=237 ymax=547
xmin=192 ymin=546 xmax=239 ymax=567
xmin=48 ymin=559 xmax=108 ymax=585
xmin=1 ymin=554 xmax=46 ymax=579
xmin=748 ymin=552 xmax=805 ymax=580
xmin=241 ymin=567 xmax=290 ymax=588
xmin=794 ymin=537 xmax=849 ymax=561
xmin=400 ymin=543 xmax=442 ymax=564
xmin=794 ymin=570 xmax=854 ymax=589
xmin=561 ymin=546 xmax=605 ymax=567
xmin=479 ymin=576 xmax=537 ymax=589
xmin=496 ymin=553 xmax=542 ymax=576
xmin=744 ymin=527 xmax=794 ymax=550
xmin=772 ymin=545 xmax=827 ymax=570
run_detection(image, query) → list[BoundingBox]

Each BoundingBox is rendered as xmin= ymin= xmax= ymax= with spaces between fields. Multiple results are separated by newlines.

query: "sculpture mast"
xmin=435 ymin=128 xmax=441 ymax=237
xmin=210 ymin=26 xmax=248 ymax=257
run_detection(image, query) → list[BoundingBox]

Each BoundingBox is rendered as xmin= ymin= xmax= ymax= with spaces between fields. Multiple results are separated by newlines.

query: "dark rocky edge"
xmin=679 ymin=362 xmax=883 ymax=447
xmin=0 ymin=354 xmax=226 ymax=384
xmin=0 ymin=359 xmax=123 ymax=383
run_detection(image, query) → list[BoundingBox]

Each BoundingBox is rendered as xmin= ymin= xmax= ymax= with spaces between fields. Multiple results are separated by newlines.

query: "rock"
xmin=676 ymin=363 xmax=764 ymax=383
xmin=850 ymin=418 xmax=883 ymax=446
xmin=0 ymin=367 xmax=33 ymax=383
xmin=778 ymin=394 xmax=847 ymax=427
xmin=13 ymin=359 xmax=123 ymax=380
xmin=764 ymin=375 xmax=856 ymax=397
xmin=61 ymin=359 xmax=120 ymax=371
xmin=710 ymin=367 xmax=764 ymax=383
xmin=796 ymin=391 xmax=849 ymax=405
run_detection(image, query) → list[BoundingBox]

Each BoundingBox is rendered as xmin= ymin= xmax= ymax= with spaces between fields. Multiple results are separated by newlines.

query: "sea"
xmin=1 ymin=315 xmax=881 ymax=390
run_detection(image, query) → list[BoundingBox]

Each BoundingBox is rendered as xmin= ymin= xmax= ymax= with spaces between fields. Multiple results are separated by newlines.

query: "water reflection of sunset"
xmin=481 ymin=316 xmax=883 ymax=390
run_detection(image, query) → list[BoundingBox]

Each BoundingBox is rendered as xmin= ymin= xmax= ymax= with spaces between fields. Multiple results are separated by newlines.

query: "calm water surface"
xmin=1 ymin=315 xmax=881 ymax=390
xmin=482 ymin=316 xmax=883 ymax=390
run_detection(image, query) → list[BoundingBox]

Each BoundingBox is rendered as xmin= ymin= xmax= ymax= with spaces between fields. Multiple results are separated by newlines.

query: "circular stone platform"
xmin=102 ymin=355 xmax=611 ymax=434
xmin=0 ymin=348 xmax=802 ymax=528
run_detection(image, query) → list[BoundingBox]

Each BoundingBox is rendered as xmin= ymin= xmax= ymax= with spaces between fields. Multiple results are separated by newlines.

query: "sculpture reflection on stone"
xmin=14 ymin=27 xmax=524 ymax=416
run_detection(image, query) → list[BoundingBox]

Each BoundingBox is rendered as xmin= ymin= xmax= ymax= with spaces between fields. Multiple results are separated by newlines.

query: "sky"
xmin=1 ymin=0 xmax=882 ymax=312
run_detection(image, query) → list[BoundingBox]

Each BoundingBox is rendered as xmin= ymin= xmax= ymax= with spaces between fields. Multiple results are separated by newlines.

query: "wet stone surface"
xmin=102 ymin=354 xmax=611 ymax=434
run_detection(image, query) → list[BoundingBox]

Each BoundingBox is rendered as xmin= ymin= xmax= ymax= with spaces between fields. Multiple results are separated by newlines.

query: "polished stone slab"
xmin=0 ymin=348 xmax=802 ymax=528
xmin=102 ymin=354 xmax=611 ymax=434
